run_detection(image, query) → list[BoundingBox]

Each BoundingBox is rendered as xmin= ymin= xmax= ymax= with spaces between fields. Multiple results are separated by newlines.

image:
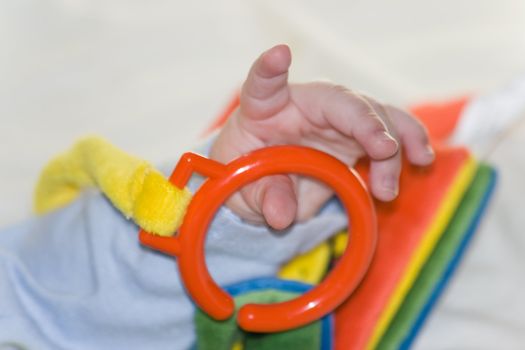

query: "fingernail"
xmin=376 ymin=131 xmax=399 ymax=151
xmin=382 ymin=175 xmax=398 ymax=197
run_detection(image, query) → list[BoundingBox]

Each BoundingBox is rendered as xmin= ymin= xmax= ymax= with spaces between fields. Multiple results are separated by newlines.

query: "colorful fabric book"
xmin=332 ymin=99 xmax=496 ymax=349
xmin=335 ymin=146 xmax=477 ymax=349
xmin=377 ymin=164 xmax=497 ymax=349
xmin=200 ymin=97 xmax=496 ymax=349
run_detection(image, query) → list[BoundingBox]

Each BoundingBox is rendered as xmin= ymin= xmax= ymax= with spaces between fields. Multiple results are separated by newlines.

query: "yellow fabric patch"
xmin=278 ymin=242 xmax=331 ymax=285
xmin=34 ymin=136 xmax=192 ymax=236
xmin=332 ymin=231 xmax=349 ymax=258
xmin=133 ymin=170 xmax=192 ymax=236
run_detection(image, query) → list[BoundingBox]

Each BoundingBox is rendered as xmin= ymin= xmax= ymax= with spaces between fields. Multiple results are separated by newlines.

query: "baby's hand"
xmin=210 ymin=45 xmax=434 ymax=230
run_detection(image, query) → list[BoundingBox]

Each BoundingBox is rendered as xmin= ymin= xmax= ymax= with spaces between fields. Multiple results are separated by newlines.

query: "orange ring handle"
xmin=139 ymin=146 xmax=377 ymax=332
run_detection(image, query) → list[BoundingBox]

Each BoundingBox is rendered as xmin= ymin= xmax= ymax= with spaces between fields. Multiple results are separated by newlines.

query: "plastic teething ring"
xmin=139 ymin=146 xmax=377 ymax=332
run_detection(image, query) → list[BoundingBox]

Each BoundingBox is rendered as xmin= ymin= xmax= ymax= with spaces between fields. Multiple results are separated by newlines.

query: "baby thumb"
xmin=243 ymin=174 xmax=297 ymax=230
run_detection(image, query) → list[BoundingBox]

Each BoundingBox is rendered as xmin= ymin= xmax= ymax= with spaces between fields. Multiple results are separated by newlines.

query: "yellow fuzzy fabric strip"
xmin=34 ymin=136 xmax=192 ymax=236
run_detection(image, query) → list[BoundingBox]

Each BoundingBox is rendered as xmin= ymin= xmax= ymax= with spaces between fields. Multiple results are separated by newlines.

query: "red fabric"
xmin=411 ymin=96 xmax=470 ymax=143
xmin=334 ymin=147 xmax=470 ymax=349
xmin=202 ymin=93 xmax=240 ymax=136
xmin=333 ymin=98 xmax=470 ymax=348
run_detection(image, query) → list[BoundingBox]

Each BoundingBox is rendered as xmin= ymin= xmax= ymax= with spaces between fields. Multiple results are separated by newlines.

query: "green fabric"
xmin=195 ymin=289 xmax=322 ymax=350
xmin=377 ymin=164 xmax=495 ymax=349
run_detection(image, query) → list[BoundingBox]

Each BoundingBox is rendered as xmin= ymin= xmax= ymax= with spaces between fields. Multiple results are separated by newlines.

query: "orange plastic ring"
xmin=139 ymin=145 xmax=377 ymax=332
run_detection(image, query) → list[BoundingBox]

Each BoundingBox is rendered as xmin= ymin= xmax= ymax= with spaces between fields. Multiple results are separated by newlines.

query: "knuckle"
xmin=322 ymin=82 xmax=356 ymax=100
xmin=330 ymin=84 xmax=352 ymax=95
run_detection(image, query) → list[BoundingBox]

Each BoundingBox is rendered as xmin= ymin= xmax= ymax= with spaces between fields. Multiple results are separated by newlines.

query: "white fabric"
xmin=451 ymin=74 xmax=525 ymax=156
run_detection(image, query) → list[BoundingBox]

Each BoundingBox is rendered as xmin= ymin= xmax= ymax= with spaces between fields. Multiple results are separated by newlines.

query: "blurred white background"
xmin=2 ymin=1 xmax=525 ymax=348
xmin=2 ymin=0 xmax=525 ymax=226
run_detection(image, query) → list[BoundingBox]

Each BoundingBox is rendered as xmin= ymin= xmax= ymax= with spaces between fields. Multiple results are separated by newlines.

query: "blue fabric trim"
xmin=321 ymin=308 xmax=334 ymax=350
xmin=224 ymin=277 xmax=312 ymax=295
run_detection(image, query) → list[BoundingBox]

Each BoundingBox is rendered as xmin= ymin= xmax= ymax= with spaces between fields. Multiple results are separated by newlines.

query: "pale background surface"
xmin=2 ymin=0 xmax=525 ymax=348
